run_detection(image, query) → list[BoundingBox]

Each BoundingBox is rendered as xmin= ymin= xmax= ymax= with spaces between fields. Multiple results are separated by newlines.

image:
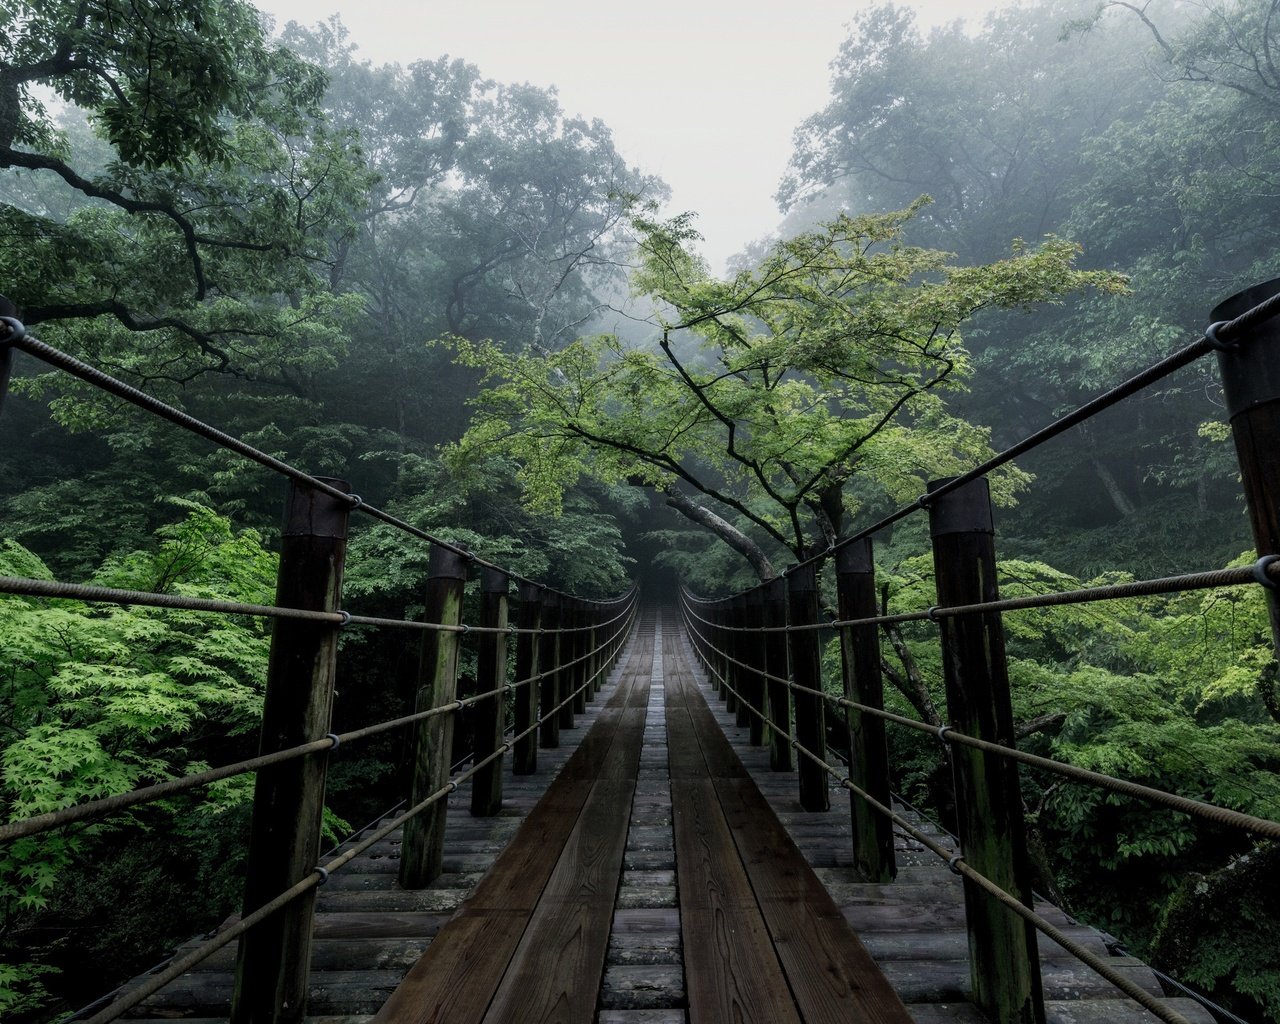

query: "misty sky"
xmin=254 ymin=0 xmax=1015 ymax=272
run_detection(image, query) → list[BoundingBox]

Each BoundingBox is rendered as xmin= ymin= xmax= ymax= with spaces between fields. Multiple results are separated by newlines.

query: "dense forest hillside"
xmin=1 ymin=1 xmax=1278 ymax=1019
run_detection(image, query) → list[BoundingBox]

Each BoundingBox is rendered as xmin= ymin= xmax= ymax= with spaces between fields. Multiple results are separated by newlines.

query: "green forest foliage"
xmin=1 ymin=0 xmax=1279 ymax=1019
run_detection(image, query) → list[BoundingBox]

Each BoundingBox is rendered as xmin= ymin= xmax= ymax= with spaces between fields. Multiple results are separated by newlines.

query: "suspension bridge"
xmin=1 ymin=279 xmax=1279 ymax=1024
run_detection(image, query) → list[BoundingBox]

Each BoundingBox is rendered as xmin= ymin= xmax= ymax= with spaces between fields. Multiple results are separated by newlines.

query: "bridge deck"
xmin=121 ymin=608 xmax=1213 ymax=1024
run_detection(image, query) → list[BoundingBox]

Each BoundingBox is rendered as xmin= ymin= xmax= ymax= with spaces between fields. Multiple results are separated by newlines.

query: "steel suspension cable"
xmin=0 ymin=575 xmax=634 ymax=636
xmin=781 ymin=288 xmax=1280 ymax=576
xmin=680 ymin=609 xmax=1280 ymax=841
xmin=0 ymin=320 xmax=642 ymax=602
xmin=681 ymin=558 xmax=1280 ymax=635
xmin=0 ymin=600 xmax=636 ymax=844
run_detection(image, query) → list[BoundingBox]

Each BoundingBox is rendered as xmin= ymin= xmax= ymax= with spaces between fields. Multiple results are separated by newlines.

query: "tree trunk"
xmin=664 ymin=487 xmax=778 ymax=580
xmin=1091 ymin=458 xmax=1138 ymax=517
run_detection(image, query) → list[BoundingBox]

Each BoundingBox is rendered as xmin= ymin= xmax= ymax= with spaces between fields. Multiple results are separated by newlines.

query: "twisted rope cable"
xmin=0 ymin=599 xmax=637 ymax=844
xmin=680 ymin=560 xmax=1280 ymax=633
xmin=680 ymin=609 xmax=1280 ymax=841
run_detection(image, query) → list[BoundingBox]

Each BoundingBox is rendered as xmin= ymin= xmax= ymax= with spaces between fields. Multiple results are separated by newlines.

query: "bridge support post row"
xmin=400 ymin=545 xmax=470 ymax=889
xmin=724 ymin=596 xmax=742 ymax=715
xmin=232 ymin=478 xmax=351 ymax=1024
xmin=788 ymin=564 xmax=830 ymax=811
xmin=513 ymin=582 xmax=543 ymax=774
xmin=576 ymin=601 xmax=589 ymax=713
xmin=836 ymin=539 xmax=896 ymax=882
xmin=539 ymin=592 xmax=562 ymax=748
xmin=743 ymin=587 xmax=767 ymax=745
xmin=927 ymin=477 xmax=1045 ymax=1024
xmin=764 ymin=577 xmax=793 ymax=772
xmin=471 ymin=567 xmax=510 ymax=817
xmin=1213 ymin=280 xmax=1280 ymax=657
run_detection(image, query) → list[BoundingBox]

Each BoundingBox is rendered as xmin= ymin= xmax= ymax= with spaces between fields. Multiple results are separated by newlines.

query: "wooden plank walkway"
xmin=110 ymin=605 xmax=1213 ymax=1024
xmin=671 ymin=628 xmax=1218 ymax=1024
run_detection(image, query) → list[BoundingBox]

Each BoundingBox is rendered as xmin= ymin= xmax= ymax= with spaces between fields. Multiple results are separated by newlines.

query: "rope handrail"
xmin=0 ymin=574 xmax=633 ymax=636
xmin=78 ymin=605 xmax=635 ymax=1024
xmin=0 ymin=318 xmax=638 ymax=604
xmin=680 ymin=558 xmax=1280 ymax=632
xmin=681 ymin=619 xmax=1195 ymax=1024
xmin=0 ymin=601 xmax=636 ymax=844
xmin=680 ymin=610 xmax=1280 ymax=841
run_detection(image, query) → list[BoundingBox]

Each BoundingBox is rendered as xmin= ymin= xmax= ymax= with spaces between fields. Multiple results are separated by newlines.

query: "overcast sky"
xmin=255 ymin=0 xmax=1015 ymax=272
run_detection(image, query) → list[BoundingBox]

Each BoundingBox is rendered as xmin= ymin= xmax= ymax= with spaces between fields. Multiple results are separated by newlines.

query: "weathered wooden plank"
xmin=669 ymin=776 xmax=803 ymax=1024
xmin=878 ymin=958 xmax=1164 ymax=1003
xmin=598 ymin=964 xmax=687 ymax=1010
xmin=667 ymin=635 xmax=916 ymax=1024
xmin=310 ymin=912 xmax=450 ymax=940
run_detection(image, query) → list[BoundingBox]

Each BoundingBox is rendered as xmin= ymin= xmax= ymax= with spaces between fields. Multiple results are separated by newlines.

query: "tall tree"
xmin=452 ymin=206 xmax=1123 ymax=577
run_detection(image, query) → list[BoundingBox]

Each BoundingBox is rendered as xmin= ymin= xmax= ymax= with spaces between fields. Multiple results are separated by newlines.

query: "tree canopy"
xmin=454 ymin=204 xmax=1123 ymax=575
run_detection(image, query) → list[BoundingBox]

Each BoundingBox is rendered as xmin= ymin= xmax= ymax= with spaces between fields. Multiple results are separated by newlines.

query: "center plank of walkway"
xmin=663 ymin=615 xmax=915 ymax=1024
xmin=373 ymin=619 xmax=654 ymax=1024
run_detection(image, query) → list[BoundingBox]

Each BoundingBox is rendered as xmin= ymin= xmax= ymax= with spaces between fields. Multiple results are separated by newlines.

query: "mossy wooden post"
xmin=571 ymin=601 xmax=588 ymax=715
xmin=764 ymin=577 xmax=793 ymax=772
xmin=836 ymin=539 xmax=896 ymax=882
xmin=231 ymin=478 xmax=350 ymax=1024
xmin=559 ymin=598 xmax=579 ymax=728
xmin=471 ymin=567 xmax=509 ymax=816
xmin=724 ymin=595 xmax=742 ymax=714
xmin=705 ymin=601 xmax=721 ymax=692
xmin=1212 ymin=280 xmax=1280 ymax=655
xmin=539 ymin=591 xmax=562 ymax=748
xmin=744 ymin=587 xmax=766 ymax=745
xmin=513 ymin=582 xmax=543 ymax=774
xmin=399 ymin=545 xmax=469 ymax=889
xmin=588 ymin=602 xmax=600 ymax=695
xmin=788 ymin=565 xmax=829 ymax=811
xmin=927 ymin=476 xmax=1044 ymax=1024
xmin=0 ymin=296 xmax=17 ymax=416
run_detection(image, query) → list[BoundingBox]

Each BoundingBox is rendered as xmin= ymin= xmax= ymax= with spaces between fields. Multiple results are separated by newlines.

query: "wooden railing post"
xmin=706 ymin=601 xmax=721 ymax=693
xmin=724 ymin=596 xmax=742 ymax=715
xmin=559 ymin=597 xmax=578 ymax=729
xmin=471 ymin=567 xmax=509 ymax=816
xmin=588 ymin=607 xmax=600 ymax=696
xmin=539 ymin=591 xmax=562 ymax=748
xmin=0 ymin=296 xmax=17 ymax=416
xmin=571 ymin=601 xmax=588 ymax=715
xmin=399 ymin=544 xmax=470 ymax=889
xmin=788 ymin=564 xmax=830 ymax=811
xmin=764 ymin=577 xmax=794 ymax=772
xmin=927 ymin=476 xmax=1044 ymax=1024
xmin=1212 ymin=280 xmax=1280 ymax=655
xmin=735 ymin=593 xmax=754 ymax=728
xmin=744 ymin=587 xmax=766 ymax=745
xmin=836 ymin=539 xmax=896 ymax=882
xmin=231 ymin=477 xmax=350 ymax=1024
xmin=513 ymin=582 xmax=543 ymax=774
